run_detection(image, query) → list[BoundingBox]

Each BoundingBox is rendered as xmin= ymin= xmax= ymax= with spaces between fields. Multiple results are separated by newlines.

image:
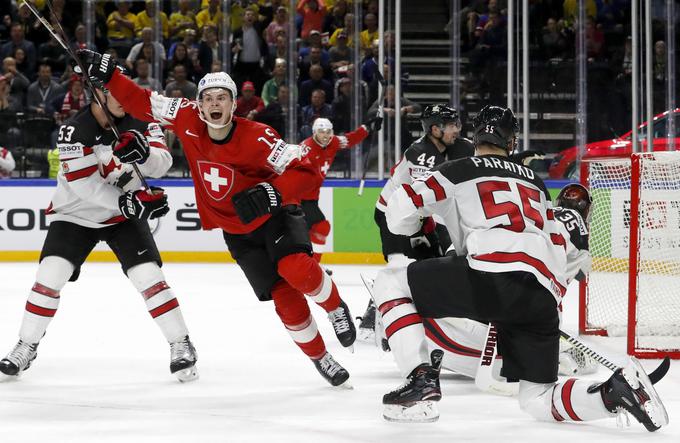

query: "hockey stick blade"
xmin=648 ymin=357 xmax=670 ymax=385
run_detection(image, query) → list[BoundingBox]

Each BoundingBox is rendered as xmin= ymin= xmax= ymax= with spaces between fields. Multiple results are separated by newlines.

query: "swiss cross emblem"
xmin=197 ymin=161 xmax=234 ymax=201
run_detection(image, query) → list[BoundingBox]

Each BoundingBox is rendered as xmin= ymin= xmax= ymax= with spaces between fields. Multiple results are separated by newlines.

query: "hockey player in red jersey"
xmin=300 ymin=117 xmax=381 ymax=262
xmin=0 ymin=86 xmax=198 ymax=382
xmin=373 ymin=105 xmax=668 ymax=430
xmin=77 ymin=49 xmax=356 ymax=386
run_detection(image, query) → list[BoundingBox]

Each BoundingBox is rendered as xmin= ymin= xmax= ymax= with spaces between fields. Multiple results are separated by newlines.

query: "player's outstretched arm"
xmin=133 ymin=123 xmax=173 ymax=178
xmin=77 ymin=49 xmax=188 ymax=131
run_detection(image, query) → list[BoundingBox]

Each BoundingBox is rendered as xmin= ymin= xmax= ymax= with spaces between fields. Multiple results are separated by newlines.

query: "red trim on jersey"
xmin=25 ymin=301 xmax=57 ymax=317
xmin=550 ymin=233 xmax=567 ymax=251
xmin=45 ymin=203 xmax=54 ymax=214
xmin=473 ymin=251 xmax=566 ymax=296
xmin=422 ymin=318 xmax=482 ymax=357
xmin=31 ymin=283 xmax=59 ymax=299
xmin=547 ymin=209 xmax=555 ymax=220
xmin=64 ymin=164 xmax=97 ymax=182
xmin=149 ymin=141 xmax=169 ymax=151
xmin=378 ymin=195 xmax=387 ymax=206
xmin=561 ymin=378 xmax=581 ymax=421
xmin=378 ymin=297 xmax=412 ymax=316
xmin=551 ymin=385 xmax=565 ymax=421
xmin=402 ymin=184 xmax=424 ymax=208
xmin=424 ymin=176 xmax=446 ymax=201
xmin=149 ymin=298 xmax=179 ymax=318
xmin=385 ymin=313 xmax=423 ymax=339
xmin=102 ymin=215 xmax=127 ymax=225
xmin=142 ymin=281 xmax=170 ymax=300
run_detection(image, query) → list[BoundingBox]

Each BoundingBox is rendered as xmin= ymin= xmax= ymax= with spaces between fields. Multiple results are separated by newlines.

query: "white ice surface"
xmin=1 ymin=262 xmax=679 ymax=442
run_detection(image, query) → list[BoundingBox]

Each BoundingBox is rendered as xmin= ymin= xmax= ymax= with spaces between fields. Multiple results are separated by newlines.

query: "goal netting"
xmin=581 ymin=152 xmax=680 ymax=358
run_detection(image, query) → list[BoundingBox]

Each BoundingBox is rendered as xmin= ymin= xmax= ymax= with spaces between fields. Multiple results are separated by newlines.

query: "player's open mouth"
xmin=210 ymin=111 xmax=223 ymax=120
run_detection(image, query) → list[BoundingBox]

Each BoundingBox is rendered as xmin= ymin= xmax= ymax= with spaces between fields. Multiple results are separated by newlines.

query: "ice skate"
xmin=590 ymin=357 xmax=669 ymax=432
xmin=313 ymin=351 xmax=351 ymax=388
xmin=328 ymin=301 xmax=356 ymax=351
xmin=382 ymin=351 xmax=443 ymax=423
xmin=170 ymin=335 xmax=198 ymax=383
xmin=0 ymin=340 xmax=39 ymax=377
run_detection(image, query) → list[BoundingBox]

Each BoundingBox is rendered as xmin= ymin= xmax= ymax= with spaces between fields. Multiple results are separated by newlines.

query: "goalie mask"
xmin=312 ymin=118 xmax=334 ymax=147
xmin=556 ymin=183 xmax=592 ymax=221
xmin=472 ymin=105 xmax=519 ymax=153
xmin=196 ymin=72 xmax=238 ymax=129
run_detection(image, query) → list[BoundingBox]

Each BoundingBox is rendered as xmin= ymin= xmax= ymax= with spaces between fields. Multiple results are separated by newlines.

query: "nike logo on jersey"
xmin=274 ymin=235 xmax=284 ymax=244
xmin=137 ymin=249 xmax=148 ymax=255
xmin=185 ymin=129 xmax=199 ymax=137
xmin=95 ymin=135 xmax=102 ymax=141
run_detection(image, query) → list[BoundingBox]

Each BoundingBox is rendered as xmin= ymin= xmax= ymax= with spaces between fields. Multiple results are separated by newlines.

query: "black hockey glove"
xmin=113 ymin=129 xmax=150 ymax=164
xmin=119 ymin=187 xmax=169 ymax=220
xmin=364 ymin=115 xmax=383 ymax=133
xmin=232 ymin=182 xmax=282 ymax=224
xmin=75 ymin=49 xmax=119 ymax=86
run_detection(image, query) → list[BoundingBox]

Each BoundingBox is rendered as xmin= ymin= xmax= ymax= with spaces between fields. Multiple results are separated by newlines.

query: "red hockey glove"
xmin=113 ymin=129 xmax=150 ymax=164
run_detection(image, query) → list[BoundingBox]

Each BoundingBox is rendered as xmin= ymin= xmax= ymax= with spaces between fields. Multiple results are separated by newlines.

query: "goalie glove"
xmin=113 ymin=129 xmax=150 ymax=164
xmin=232 ymin=182 xmax=282 ymax=224
xmin=119 ymin=187 xmax=169 ymax=220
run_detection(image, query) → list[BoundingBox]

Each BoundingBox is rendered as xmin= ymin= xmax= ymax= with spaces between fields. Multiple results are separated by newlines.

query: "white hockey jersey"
xmin=0 ymin=146 xmax=15 ymax=179
xmin=46 ymin=106 xmax=171 ymax=228
xmin=376 ymin=135 xmax=474 ymax=212
xmin=386 ymin=154 xmax=568 ymax=304
xmin=553 ymin=207 xmax=591 ymax=283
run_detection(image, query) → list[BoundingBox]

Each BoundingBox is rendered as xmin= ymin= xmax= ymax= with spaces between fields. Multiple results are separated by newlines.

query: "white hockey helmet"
xmin=196 ymin=72 xmax=238 ymax=129
xmin=312 ymin=118 xmax=333 ymax=133
xmin=312 ymin=118 xmax=334 ymax=147
xmin=197 ymin=72 xmax=237 ymax=101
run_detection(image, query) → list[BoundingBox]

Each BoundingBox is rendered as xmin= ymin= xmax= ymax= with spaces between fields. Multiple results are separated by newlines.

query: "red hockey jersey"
xmin=299 ymin=125 xmax=368 ymax=200
xmin=106 ymin=70 xmax=316 ymax=234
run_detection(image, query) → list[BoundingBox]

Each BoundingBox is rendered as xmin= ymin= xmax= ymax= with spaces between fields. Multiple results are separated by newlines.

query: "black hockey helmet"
xmin=421 ymin=104 xmax=461 ymax=134
xmin=556 ymin=183 xmax=592 ymax=221
xmin=472 ymin=105 xmax=519 ymax=151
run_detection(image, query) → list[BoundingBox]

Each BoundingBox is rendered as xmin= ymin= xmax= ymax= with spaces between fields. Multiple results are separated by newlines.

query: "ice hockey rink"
xmin=1 ymin=262 xmax=679 ymax=443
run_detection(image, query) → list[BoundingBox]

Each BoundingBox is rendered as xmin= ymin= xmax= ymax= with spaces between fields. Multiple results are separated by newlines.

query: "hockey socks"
xmin=127 ymin=263 xmax=188 ymax=343
xmin=18 ymin=256 xmax=74 ymax=344
xmin=278 ymin=253 xmax=341 ymax=312
xmin=272 ymin=281 xmax=327 ymax=360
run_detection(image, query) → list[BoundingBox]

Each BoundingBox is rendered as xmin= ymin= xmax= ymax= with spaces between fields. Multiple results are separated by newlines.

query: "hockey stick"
xmin=358 ymin=69 xmax=387 ymax=196
xmin=22 ymin=0 xmax=150 ymax=191
xmin=559 ymin=330 xmax=671 ymax=384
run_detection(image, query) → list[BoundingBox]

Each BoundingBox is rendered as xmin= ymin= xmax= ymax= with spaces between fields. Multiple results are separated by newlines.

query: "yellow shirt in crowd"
xmin=107 ymin=11 xmax=137 ymax=40
xmin=136 ymin=10 xmax=170 ymax=39
xmin=169 ymin=10 xmax=197 ymax=39
xmin=196 ymin=8 xmax=224 ymax=31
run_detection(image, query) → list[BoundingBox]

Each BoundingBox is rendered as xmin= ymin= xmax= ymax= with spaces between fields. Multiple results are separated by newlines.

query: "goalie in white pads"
xmin=373 ymin=105 xmax=668 ymax=431
xmin=0 ymin=84 xmax=198 ymax=382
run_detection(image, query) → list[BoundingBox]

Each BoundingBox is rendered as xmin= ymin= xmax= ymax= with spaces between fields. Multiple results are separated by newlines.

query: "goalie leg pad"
xmin=374 ymin=267 xmax=429 ymax=377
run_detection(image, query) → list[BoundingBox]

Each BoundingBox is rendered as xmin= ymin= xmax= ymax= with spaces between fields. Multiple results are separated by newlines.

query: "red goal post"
xmin=579 ymin=152 xmax=680 ymax=359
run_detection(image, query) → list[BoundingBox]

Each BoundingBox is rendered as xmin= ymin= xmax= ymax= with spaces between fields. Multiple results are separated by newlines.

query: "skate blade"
xmin=332 ymin=379 xmax=354 ymax=390
xmin=383 ymin=401 xmax=439 ymax=423
xmin=625 ymin=358 xmax=669 ymax=429
xmin=174 ymin=365 xmax=199 ymax=383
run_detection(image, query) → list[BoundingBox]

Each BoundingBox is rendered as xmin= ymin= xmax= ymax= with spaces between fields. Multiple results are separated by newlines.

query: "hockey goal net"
xmin=580 ymin=152 xmax=680 ymax=358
